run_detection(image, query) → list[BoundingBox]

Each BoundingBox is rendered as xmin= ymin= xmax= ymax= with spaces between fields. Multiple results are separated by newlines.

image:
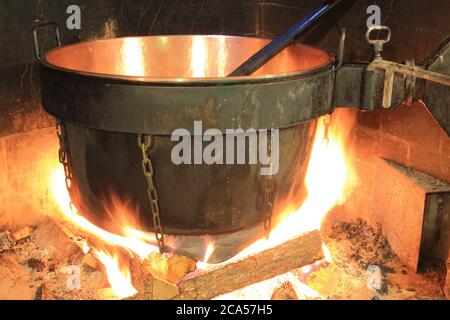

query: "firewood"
xmin=32 ymin=217 xmax=82 ymax=263
xmin=168 ymin=255 xmax=197 ymax=283
xmin=144 ymin=253 xmax=169 ymax=282
xmin=11 ymin=226 xmax=34 ymax=241
xmin=271 ymin=281 xmax=299 ymax=300
xmin=51 ymin=215 xmax=322 ymax=300
xmin=142 ymin=253 xmax=196 ymax=284
xmin=52 ymin=218 xmax=187 ymax=299
xmin=82 ymin=253 xmax=100 ymax=270
xmin=174 ymin=230 xmax=323 ymax=300
xmin=133 ymin=229 xmax=322 ymax=300
xmin=131 ymin=273 xmax=179 ymax=300
xmin=152 ymin=279 xmax=179 ymax=300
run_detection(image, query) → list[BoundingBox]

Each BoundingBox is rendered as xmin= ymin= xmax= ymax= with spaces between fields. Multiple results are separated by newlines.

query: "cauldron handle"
xmin=33 ymin=22 xmax=61 ymax=61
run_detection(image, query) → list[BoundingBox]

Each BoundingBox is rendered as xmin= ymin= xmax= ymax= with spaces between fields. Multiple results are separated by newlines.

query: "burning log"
xmin=176 ymin=230 xmax=322 ymax=300
xmin=11 ymin=226 xmax=34 ymax=241
xmin=132 ymin=230 xmax=323 ymax=300
xmin=151 ymin=279 xmax=180 ymax=300
xmin=47 ymin=147 xmax=331 ymax=300
xmin=82 ymin=253 xmax=101 ymax=270
xmin=40 ymin=107 xmax=357 ymax=300
xmin=54 ymin=214 xmax=196 ymax=299
xmin=32 ymin=217 xmax=83 ymax=264
xmin=130 ymin=254 xmax=195 ymax=300
xmin=271 ymin=281 xmax=299 ymax=300
xmin=143 ymin=253 xmax=197 ymax=284
xmin=0 ymin=226 xmax=34 ymax=253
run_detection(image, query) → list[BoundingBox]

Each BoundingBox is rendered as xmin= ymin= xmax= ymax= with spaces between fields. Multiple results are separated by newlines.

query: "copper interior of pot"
xmin=44 ymin=35 xmax=332 ymax=81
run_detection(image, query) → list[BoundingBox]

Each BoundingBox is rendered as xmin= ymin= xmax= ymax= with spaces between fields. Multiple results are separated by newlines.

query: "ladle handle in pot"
xmin=228 ymin=0 xmax=344 ymax=77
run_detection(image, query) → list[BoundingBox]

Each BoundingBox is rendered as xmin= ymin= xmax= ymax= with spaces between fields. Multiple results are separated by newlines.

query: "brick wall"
xmin=361 ymin=103 xmax=449 ymax=182
xmin=337 ymin=102 xmax=450 ymax=222
xmin=332 ymin=103 xmax=450 ymax=271
xmin=0 ymin=127 xmax=60 ymax=227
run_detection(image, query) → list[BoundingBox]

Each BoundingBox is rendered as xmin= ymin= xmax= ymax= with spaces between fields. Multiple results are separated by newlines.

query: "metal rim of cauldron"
xmin=40 ymin=34 xmax=335 ymax=86
xmin=39 ymin=35 xmax=336 ymax=135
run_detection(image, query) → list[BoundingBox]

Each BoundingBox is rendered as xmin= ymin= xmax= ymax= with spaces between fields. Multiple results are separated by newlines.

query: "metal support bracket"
xmin=334 ymin=27 xmax=450 ymax=136
xmin=367 ymin=59 xmax=450 ymax=109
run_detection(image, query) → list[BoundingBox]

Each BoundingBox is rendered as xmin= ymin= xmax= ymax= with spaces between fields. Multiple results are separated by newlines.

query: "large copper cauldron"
xmin=38 ymin=35 xmax=335 ymax=262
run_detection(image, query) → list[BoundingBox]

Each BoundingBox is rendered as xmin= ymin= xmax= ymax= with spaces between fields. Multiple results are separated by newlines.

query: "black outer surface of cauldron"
xmin=38 ymin=35 xmax=336 ymax=245
xmin=64 ymin=121 xmax=316 ymax=235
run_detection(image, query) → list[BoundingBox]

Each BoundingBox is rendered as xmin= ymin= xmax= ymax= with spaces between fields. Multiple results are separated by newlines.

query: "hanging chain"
xmin=263 ymin=130 xmax=274 ymax=239
xmin=56 ymin=119 xmax=76 ymax=213
xmin=137 ymin=134 xmax=165 ymax=253
xmin=56 ymin=122 xmax=165 ymax=252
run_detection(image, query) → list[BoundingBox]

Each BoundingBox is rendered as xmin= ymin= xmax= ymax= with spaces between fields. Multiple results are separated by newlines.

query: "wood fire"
xmin=42 ymin=109 xmax=357 ymax=300
xmin=1 ymin=0 xmax=449 ymax=303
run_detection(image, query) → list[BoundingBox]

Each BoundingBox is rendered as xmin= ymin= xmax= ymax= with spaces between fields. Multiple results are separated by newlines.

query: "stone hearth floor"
xmin=0 ymin=218 xmax=447 ymax=300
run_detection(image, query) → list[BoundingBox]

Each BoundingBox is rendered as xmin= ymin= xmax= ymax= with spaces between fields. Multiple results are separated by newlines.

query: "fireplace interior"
xmin=0 ymin=0 xmax=449 ymax=300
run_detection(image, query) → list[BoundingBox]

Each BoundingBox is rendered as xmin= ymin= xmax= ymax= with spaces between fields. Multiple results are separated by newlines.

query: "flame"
xmin=272 ymin=109 xmax=358 ymax=234
xmin=197 ymin=240 xmax=215 ymax=269
xmin=205 ymin=109 xmax=358 ymax=265
xmin=50 ymin=170 xmax=158 ymax=259
xmin=92 ymin=249 xmax=137 ymax=299
xmin=203 ymin=241 xmax=215 ymax=264
xmin=214 ymin=110 xmax=357 ymax=298
xmin=48 ymin=108 xmax=357 ymax=299
xmin=49 ymin=169 xmax=159 ymax=299
xmin=322 ymin=243 xmax=333 ymax=263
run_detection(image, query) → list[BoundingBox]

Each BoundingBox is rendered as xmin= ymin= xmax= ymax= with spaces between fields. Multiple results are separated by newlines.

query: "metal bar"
xmin=382 ymin=70 xmax=395 ymax=108
xmin=228 ymin=0 xmax=344 ymax=77
xmin=335 ymin=28 xmax=347 ymax=70
xmin=368 ymin=59 xmax=450 ymax=87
